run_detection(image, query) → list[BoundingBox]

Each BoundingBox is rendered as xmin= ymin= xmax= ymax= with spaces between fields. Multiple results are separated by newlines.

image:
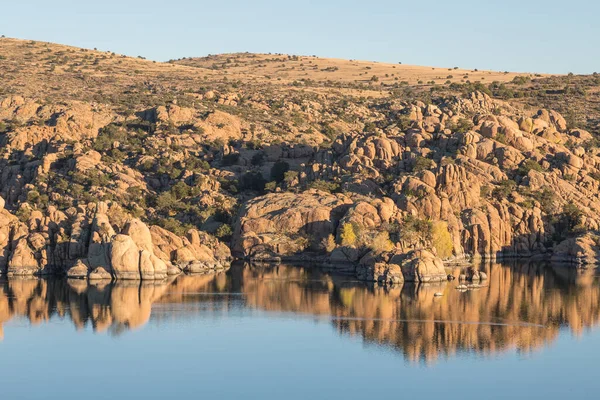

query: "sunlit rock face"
xmin=1 ymin=263 xmax=599 ymax=364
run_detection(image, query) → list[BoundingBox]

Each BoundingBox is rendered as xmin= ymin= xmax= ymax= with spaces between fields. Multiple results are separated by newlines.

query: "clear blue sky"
xmin=2 ymin=0 xmax=598 ymax=74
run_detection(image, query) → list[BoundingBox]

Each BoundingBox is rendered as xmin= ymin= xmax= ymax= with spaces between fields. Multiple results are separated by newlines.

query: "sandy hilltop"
xmin=1 ymin=37 xmax=600 ymax=284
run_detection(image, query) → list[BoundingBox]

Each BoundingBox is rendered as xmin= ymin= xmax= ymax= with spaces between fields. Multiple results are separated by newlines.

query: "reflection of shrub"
xmin=431 ymin=221 xmax=453 ymax=259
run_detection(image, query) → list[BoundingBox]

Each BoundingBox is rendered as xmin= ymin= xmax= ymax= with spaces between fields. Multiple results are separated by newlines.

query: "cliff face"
xmin=1 ymin=38 xmax=600 ymax=282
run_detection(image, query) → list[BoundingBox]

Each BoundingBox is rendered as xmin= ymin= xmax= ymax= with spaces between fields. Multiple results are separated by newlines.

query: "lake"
xmin=1 ymin=262 xmax=599 ymax=399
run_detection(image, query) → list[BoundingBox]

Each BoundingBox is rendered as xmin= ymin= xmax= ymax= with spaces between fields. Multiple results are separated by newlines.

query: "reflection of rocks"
xmin=357 ymin=249 xmax=447 ymax=284
xmin=0 ymin=278 xmax=172 ymax=336
xmin=2 ymin=263 xmax=600 ymax=365
xmin=236 ymin=262 xmax=600 ymax=363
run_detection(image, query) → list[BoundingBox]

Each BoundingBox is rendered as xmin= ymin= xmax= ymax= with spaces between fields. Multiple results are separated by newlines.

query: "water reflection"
xmin=1 ymin=262 xmax=599 ymax=363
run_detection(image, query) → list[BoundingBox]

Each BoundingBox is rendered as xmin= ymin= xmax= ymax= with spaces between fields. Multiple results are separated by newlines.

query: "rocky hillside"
xmin=1 ymin=37 xmax=599 ymax=283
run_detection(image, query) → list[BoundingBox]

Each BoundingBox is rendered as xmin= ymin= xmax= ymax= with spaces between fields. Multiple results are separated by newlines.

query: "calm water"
xmin=1 ymin=262 xmax=600 ymax=399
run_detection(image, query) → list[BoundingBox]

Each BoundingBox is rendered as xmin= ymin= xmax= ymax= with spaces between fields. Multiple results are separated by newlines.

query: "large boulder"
xmin=356 ymin=249 xmax=447 ymax=284
xmin=551 ymin=233 xmax=600 ymax=266
xmin=7 ymin=239 xmax=39 ymax=277
xmin=357 ymin=251 xmax=404 ymax=285
xmin=233 ymin=190 xmax=352 ymax=259
xmin=123 ymin=218 xmax=154 ymax=253
xmin=109 ymin=234 xmax=141 ymax=280
xmin=398 ymin=249 xmax=447 ymax=282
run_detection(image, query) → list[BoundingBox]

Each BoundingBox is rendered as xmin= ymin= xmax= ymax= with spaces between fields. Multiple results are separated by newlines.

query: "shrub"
xmin=339 ymin=223 xmax=357 ymax=247
xmin=156 ymin=192 xmax=178 ymax=210
xmin=447 ymin=118 xmax=474 ymax=134
xmin=369 ymin=231 xmax=394 ymax=253
xmin=309 ymin=180 xmax=339 ymax=193
xmin=264 ymin=181 xmax=277 ymax=192
xmin=431 ymin=221 xmax=453 ymax=259
xmin=284 ymin=170 xmax=299 ymax=186
xmin=480 ymin=185 xmax=491 ymax=198
xmin=158 ymin=218 xmax=191 ymax=236
xmin=215 ymin=224 xmax=233 ymax=240
xmin=492 ymin=180 xmax=516 ymax=200
xmin=171 ymin=181 xmax=191 ymax=200
xmin=533 ymin=186 xmax=556 ymax=214
xmin=413 ymin=156 xmax=434 ymax=172
xmin=561 ymin=203 xmax=583 ymax=232
xmin=400 ymin=215 xmax=433 ymax=245
xmin=518 ymin=159 xmax=544 ymax=176
xmin=321 ymin=234 xmax=336 ymax=253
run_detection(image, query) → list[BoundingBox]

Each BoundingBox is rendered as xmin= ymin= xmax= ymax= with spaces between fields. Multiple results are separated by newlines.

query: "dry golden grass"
xmin=0 ymin=37 xmax=562 ymax=107
xmin=176 ymin=52 xmax=554 ymax=86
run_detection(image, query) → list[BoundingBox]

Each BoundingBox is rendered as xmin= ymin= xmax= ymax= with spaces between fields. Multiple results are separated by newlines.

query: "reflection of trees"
xmin=1 ymin=262 xmax=599 ymax=364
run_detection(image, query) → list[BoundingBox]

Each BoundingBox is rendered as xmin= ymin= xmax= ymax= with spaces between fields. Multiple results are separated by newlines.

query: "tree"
xmin=340 ymin=223 xmax=357 ymax=247
xmin=321 ymin=234 xmax=336 ymax=253
xmin=431 ymin=221 xmax=453 ymax=259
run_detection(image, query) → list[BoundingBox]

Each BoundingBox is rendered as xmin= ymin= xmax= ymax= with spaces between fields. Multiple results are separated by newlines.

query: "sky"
xmin=2 ymin=0 xmax=598 ymax=74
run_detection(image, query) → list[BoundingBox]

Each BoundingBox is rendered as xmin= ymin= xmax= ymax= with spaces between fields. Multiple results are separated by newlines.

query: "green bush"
xmin=413 ymin=156 xmax=434 ymax=172
xmin=309 ymin=180 xmax=340 ymax=193
xmin=447 ymin=118 xmax=474 ymax=133
xmin=492 ymin=180 xmax=516 ymax=200
xmin=518 ymin=159 xmax=544 ymax=176
xmin=215 ymin=224 xmax=233 ymax=240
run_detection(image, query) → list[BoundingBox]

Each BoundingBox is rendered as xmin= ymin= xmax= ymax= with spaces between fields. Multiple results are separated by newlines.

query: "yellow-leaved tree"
xmin=431 ymin=221 xmax=453 ymax=259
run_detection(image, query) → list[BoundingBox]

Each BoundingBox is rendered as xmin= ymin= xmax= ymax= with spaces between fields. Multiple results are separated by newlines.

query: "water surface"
xmin=1 ymin=262 xmax=599 ymax=399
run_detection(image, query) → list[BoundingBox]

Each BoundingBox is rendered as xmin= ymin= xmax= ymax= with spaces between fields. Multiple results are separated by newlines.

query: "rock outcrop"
xmin=233 ymin=189 xmax=353 ymax=259
xmin=0 ymin=200 xmax=230 ymax=280
xmin=551 ymin=233 xmax=600 ymax=266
